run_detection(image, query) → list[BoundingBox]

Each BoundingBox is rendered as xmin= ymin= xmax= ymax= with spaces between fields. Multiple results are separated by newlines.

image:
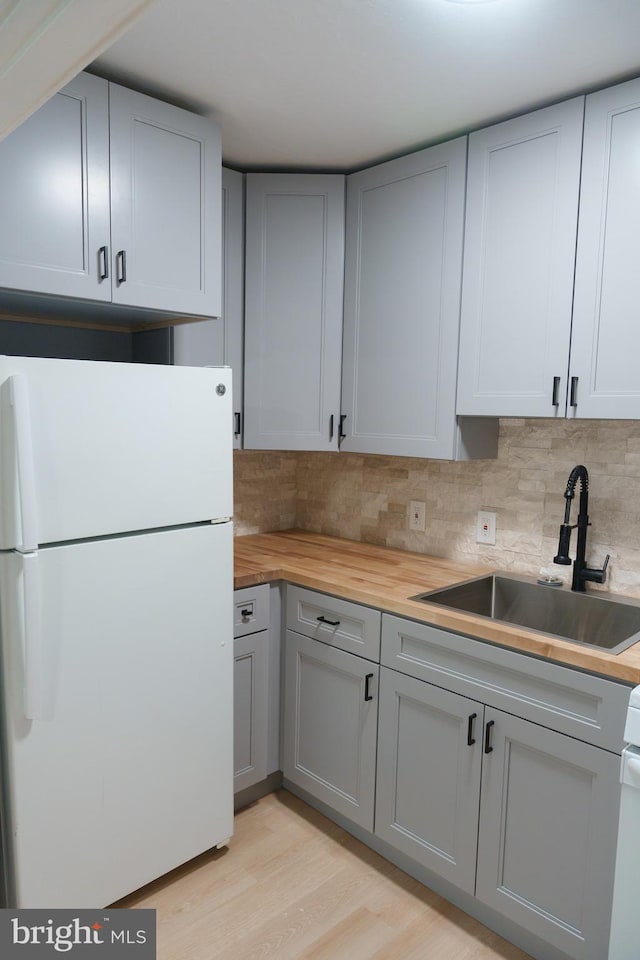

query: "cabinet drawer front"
xmin=234 ymin=584 xmax=270 ymax=636
xmin=286 ymin=586 xmax=381 ymax=661
xmin=382 ymin=614 xmax=631 ymax=751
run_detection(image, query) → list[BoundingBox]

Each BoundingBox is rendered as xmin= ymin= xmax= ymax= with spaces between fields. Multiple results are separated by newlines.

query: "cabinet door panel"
xmin=0 ymin=72 xmax=110 ymax=300
xmin=234 ymin=630 xmax=269 ymax=793
xmin=375 ymin=668 xmax=483 ymax=894
xmin=570 ymin=78 xmax=640 ymax=418
xmin=109 ymin=82 xmax=221 ymax=316
xmin=341 ymin=139 xmax=466 ymax=458
xmin=244 ymin=174 xmax=344 ymax=451
xmin=282 ymin=630 xmax=377 ymax=830
xmin=476 ymin=708 xmax=620 ymax=960
xmin=457 ymin=98 xmax=583 ymax=417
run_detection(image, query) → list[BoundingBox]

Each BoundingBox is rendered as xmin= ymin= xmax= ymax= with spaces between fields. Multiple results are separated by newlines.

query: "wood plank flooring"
xmin=117 ymin=790 xmax=532 ymax=960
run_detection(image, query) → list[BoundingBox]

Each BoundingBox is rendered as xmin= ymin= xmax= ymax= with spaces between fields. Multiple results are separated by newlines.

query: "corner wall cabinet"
xmin=456 ymin=97 xmax=584 ymax=418
xmin=233 ymin=585 xmax=270 ymax=793
xmin=341 ymin=137 xmax=495 ymax=459
xmin=173 ymin=167 xmax=244 ymax=447
xmin=0 ymin=71 xmax=221 ymax=317
xmin=243 ymin=174 xmax=345 ymax=451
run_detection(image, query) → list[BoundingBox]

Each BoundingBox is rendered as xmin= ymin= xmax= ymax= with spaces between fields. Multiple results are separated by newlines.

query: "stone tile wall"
xmin=233 ymin=450 xmax=297 ymax=535
xmin=234 ymin=419 xmax=640 ymax=598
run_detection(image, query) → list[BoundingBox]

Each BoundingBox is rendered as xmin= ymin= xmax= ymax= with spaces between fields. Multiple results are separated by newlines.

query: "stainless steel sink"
xmin=411 ymin=573 xmax=640 ymax=654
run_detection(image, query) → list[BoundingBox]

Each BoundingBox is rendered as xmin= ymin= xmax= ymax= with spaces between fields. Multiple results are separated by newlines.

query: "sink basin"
xmin=411 ymin=573 xmax=640 ymax=654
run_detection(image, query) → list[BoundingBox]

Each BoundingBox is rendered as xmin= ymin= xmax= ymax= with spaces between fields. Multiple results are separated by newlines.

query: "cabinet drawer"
xmin=382 ymin=614 xmax=631 ymax=752
xmin=286 ymin=586 xmax=381 ymax=662
xmin=234 ymin=584 xmax=270 ymax=637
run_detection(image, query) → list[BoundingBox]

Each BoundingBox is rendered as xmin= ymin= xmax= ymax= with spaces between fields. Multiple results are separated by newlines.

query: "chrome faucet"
xmin=553 ymin=465 xmax=609 ymax=592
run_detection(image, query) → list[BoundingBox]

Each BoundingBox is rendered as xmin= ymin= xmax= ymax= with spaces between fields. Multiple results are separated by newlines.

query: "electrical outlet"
xmin=409 ymin=500 xmax=426 ymax=532
xmin=476 ymin=510 xmax=496 ymax=545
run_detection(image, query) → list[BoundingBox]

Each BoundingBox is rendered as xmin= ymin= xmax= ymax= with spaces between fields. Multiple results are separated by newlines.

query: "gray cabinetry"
xmin=108 ymin=81 xmax=221 ymax=317
xmin=173 ymin=167 xmax=244 ymax=447
xmin=233 ymin=585 xmax=270 ymax=793
xmin=0 ymin=71 xmax=221 ymax=317
xmin=378 ymin=613 xmax=629 ymax=960
xmin=0 ymin=72 xmax=110 ymax=302
xmin=476 ymin=707 xmax=621 ymax=960
xmin=456 ymin=97 xmax=584 ymax=418
xmin=282 ymin=587 xmax=380 ymax=830
xmin=243 ymin=173 xmax=345 ymax=451
xmin=341 ymin=138 xmax=496 ymax=459
xmin=375 ymin=666 xmax=483 ymax=894
xmin=569 ymin=77 xmax=640 ymax=419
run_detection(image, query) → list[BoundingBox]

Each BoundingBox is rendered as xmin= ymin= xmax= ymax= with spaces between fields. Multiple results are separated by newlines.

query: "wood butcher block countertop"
xmin=234 ymin=530 xmax=640 ymax=686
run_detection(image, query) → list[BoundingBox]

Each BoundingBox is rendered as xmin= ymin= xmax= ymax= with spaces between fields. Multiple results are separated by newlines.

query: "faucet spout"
xmin=553 ymin=465 xmax=609 ymax=592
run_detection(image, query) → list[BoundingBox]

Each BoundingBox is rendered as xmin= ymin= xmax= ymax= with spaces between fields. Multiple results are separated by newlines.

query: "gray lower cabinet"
xmin=374 ymin=667 xmax=484 ymax=895
xmin=375 ymin=665 xmax=621 ymax=960
xmin=476 ymin=707 xmax=620 ymax=960
xmin=282 ymin=629 xmax=379 ymax=831
xmin=377 ymin=613 xmax=628 ymax=960
xmin=233 ymin=585 xmax=269 ymax=793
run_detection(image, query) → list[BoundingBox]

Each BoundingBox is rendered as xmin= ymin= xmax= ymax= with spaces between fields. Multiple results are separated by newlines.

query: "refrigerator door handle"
xmin=22 ymin=551 xmax=47 ymax=721
xmin=9 ymin=374 xmax=39 ymax=553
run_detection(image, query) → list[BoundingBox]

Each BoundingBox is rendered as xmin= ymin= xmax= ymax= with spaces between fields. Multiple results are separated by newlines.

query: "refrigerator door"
xmin=0 ymin=521 xmax=233 ymax=908
xmin=0 ymin=356 xmax=232 ymax=548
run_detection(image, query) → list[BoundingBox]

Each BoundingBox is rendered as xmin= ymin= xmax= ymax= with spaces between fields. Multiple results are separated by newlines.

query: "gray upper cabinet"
xmin=243 ymin=173 xmax=345 ymax=451
xmin=108 ymin=82 xmax=221 ymax=316
xmin=569 ymin=77 xmax=640 ymax=419
xmin=341 ymin=139 xmax=474 ymax=458
xmin=173 ymin=167 xmax=244 ymax=447
xmin=456 ymin=98 xmax=584 ymax=418
xmin=0 ymin=72 xmax=221 ymax=318
xmin=476 ymin=707 xmax=621 ymax=960
xmin=0 ymin=72 xmax=111 ymax=302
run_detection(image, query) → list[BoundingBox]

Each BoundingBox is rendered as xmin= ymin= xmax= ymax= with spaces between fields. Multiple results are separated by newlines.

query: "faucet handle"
xmin=585 ymin=553 xmax=610 ymax=585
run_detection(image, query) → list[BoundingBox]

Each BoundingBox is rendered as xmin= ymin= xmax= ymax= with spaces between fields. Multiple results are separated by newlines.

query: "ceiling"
xmin=93 ymin=0 xmax=640 ymax=172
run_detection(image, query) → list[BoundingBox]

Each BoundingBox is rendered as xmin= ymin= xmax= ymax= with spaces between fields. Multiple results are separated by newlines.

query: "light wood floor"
xmin=118 ymin=790 xmax=532 ymax=960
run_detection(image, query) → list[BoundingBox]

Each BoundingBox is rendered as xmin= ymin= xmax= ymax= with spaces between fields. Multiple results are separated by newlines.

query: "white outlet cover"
xmin=476 ymin=510 xmax=496 ymax=545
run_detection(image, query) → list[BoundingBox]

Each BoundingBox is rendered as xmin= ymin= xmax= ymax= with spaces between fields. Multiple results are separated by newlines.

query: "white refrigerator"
xmin=0 ymin=355 xmax=234 ymax=908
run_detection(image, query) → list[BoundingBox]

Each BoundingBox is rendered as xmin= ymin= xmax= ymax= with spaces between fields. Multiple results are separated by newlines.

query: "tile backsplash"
xmin=234 ymin=419 xmax=640 ymax=598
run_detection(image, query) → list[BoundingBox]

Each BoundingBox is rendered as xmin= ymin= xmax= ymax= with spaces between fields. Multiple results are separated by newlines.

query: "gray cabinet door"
xmin=109 ymin=81 xmax=221 ymax=317
xmin=570 ymin=77 xmax=640 ymax=419
xmin=341 ymin=139 xmax=467 ymax=459
xmin=375 ymin=667 xmax=483 ymax=894
xmin=243 ymin=174 xmax=344 ymax=451
xmin=0 ymin=72 xmax=111 ymax=301
xmin=282 ymin=630 xmax=378 ymax=830
xmin=233 ymin=630 xmax=269 ymax=793
xmin=476 ymin=707 xmax=621 ymax=960
xmin=456 ymin=98 xmax=583 ymax=418
xmin=173 ymin=167 xmax=244 ymax=447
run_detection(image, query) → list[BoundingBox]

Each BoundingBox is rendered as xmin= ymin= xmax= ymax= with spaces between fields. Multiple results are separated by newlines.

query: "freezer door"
xmin=0 ymin=356 xmax=232 ymax=547
xmin=0 ymin=522 xmax=233 ymax=908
